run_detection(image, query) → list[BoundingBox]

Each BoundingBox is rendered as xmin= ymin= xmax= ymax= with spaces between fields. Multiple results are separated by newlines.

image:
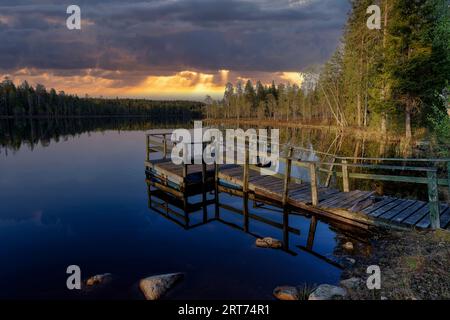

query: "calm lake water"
xmin=1 ymin=119 xmax=376 ymax=299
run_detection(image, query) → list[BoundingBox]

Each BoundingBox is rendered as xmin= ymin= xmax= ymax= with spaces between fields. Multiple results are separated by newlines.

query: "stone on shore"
xmin=343 ymin=242 xmax=354 ymax=251
xmin=86 ymin=273 xmax=112 ymax=286
xmin=308 ymin=284 xmax=347 ymax=300
xmin=340 ymin=277 xmax=361 ymax=290
xmin=273 ymin=286 xmax=299 ymax=300
xmin=256 ymin=237 xmax=282 ymax=249
xmin=139 ymin=273 xmax=183 ymax=300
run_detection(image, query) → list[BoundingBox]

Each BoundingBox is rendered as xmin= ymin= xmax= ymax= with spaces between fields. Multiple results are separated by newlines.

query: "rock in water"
xmin=139 ymin=273 xmax=183 ymax=300
xmin=343 ymin=242 xmax=354 ymax=251
xmin=273 ymin=286 xmax=299 ymax=300
xmin=255 ymin=237 xmax=282 ymax=249
xmin=86 ymin=273 xmax=112 ymax=286
xmin=308 ymin=284 xmax=347 ymax=300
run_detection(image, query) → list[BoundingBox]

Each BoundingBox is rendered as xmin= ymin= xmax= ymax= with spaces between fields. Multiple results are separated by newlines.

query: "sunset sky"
xmin=0 ymin=0 xmax=350 ymax=100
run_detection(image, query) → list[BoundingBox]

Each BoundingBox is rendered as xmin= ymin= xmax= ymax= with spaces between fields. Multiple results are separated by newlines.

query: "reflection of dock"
xmin=145 ymin=133 xmax=450 ymax=231
xmin=146 ymin=180 xmax=370 ymax=267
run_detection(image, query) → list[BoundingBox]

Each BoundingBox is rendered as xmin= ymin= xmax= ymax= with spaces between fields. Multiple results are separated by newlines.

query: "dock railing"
xmin=146 ymin=132 xmax=450 ymax=230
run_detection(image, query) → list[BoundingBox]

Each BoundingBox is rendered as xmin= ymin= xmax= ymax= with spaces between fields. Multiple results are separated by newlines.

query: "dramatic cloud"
xmin=0 ymin=0 xmax=350 ymax=98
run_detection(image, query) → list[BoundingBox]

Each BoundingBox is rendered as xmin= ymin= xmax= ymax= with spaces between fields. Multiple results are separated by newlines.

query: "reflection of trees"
xmin=0 ymin=118 xmax=189 ymax=154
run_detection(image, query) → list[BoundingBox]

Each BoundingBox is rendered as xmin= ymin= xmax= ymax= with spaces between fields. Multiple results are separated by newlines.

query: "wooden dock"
xmin=144 ymin=132 xmax=450 ymax=231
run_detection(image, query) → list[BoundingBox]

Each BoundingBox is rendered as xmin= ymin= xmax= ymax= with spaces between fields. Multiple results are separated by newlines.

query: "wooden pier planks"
xmin=146 ymin=159 xmax=450 ymax=230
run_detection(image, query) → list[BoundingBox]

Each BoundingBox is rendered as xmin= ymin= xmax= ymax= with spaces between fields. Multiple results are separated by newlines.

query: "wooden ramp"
xmin=145 ymin=132 xmax=450 ymax=231
xmin=145 ymin=158 xmax=450 ymax=230
xmin=218 ymin=166 xmax=450 ymax=230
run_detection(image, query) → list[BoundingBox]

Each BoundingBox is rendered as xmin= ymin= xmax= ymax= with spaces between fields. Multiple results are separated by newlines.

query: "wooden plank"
xmin=330 ymin=191 xmax=366 ymax=208
xmin=291 ymin=191 xmax=312 ymax=203
xmin=439 ymin=207 xmax=450 ymax=229
xmin=391 ymin=201 xmax=427 ymax=223
xmin=378 ymin=199 xmax=416 ymax=220
xmin=337 ymin=191 xmax=372 ymax=209
xmin=403 ymin=204 xmax=430 ymax=226
xmin=320 ymin=191 xmax=360 ymax=208
xmin=288 ymin=184 xmax=311 ymax=196
xmin=342 ymin=160 xmax=350 ymax=192
xmin=318 ymin=188 xmax=341 ymax=202
xmin=332 ymin=171 xmax=448 ymax=186
xmin=310 ymin=162 xmax=319 ymax=206
xmin=416 ymin=204 xmax=448 ymax=229
xmin=362 ymin=197 xmax=396 ymax=214
xmin=318 ymin=191 xmax=350 ymax=206
xmin=369 ymin=199 xmax=404 ymax=218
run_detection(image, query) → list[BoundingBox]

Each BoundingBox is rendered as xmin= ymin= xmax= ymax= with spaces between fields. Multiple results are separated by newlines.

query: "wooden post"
xmin=201 ymin=142 xmax=207 ymax=222
xmin=163 ymin=134 xmax=167 ymax=159
xmin=282 ymin=148 xmax=293 ymax=205
xmin=182 ymin=145 xmax=188 ymax=214
xmin=309 ymin=162 xmax=318 ymax=206
xmin=146 ymin=135 xmax=150 ymax=161
xmin=282 ymin=147 xmax=293 ymax=249
xmin=146 ymin=182 xmax=152 ymax=209
xmin=342 ymin=159 xmax=350 ymax=192
xmin=215 ymin=162 xmax=220 ymax=219
xmin=243 ymin=141 xmax=249 ymax=232
xmin=427 ymin=170 xmax=440 ymax=229
xmin=306 ymin=216 xmax=318 ymax=250
xmin=325 ymin=158 xmax=336 ymax=188
xmin=447 ymin=161 xmax=450 ymax=195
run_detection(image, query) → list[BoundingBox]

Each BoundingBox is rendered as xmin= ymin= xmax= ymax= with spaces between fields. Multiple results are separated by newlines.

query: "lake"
xmin=0 ymin=118 xmax=391 ymax=299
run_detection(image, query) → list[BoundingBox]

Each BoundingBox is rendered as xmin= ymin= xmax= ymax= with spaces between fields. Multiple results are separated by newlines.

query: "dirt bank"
xmin=340 ymin=229 xmax=450 ymax=300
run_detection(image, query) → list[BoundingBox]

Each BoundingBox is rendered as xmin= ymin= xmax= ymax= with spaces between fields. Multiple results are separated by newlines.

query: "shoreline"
xmin=339 ymin=228 xmax=450 ymax=300
xmin=204 ymin=118 xmax=427 ymax=143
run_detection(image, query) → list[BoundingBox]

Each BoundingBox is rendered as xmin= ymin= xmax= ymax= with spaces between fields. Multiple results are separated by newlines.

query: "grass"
xmin=340 ymin=229 xmax=450 ymax=300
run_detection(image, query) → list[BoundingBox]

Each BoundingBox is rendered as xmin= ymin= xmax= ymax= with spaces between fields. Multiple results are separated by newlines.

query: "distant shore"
xmin=204 ymin=118 xmax=426 ymax=143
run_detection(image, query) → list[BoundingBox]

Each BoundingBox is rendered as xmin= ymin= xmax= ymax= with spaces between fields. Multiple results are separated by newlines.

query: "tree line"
xmin=0 ymin=79 xmax=204 ymax=120
xmin=206 ymin=0 xmax=450 ymax=139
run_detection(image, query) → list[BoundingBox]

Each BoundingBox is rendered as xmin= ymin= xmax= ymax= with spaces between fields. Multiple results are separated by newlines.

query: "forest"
xmin=0 ymin=79 xmax=204 ymax=120
xmin=205 ymin=0 xmax=450 ymax=140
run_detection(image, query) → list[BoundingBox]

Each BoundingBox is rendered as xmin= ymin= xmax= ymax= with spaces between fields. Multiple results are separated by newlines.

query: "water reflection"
xmin=0 ymin=118 xmax=189 ymax=155
xmin=0 ymin=121 xmax=380 ymax=299
xmin=146 ymin=184 xmax=373 ymax=269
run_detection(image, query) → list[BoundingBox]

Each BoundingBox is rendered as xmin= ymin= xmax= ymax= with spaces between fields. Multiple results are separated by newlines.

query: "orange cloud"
xmin=126 ymin=71 xmax=225 ymax=99
xmin=2 ymin=68 xmax=304 ymax=100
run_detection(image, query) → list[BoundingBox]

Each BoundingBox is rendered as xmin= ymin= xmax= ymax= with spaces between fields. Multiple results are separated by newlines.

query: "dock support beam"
xmin=282 ymin=147 xmax=293 ymax=248
xmin=307 ymin=216 xmax=318 ymax=250
xmin=201 ymin=142 xmax=207 ymax=222
xmin=342 ymin=159 xmax=350 ymax=192
xmin=309 ymin=162 xmax=319 ymax=206
xmin=215 ymin=162 xmax=220 ymax=219
xmin=243 ymin=142 xmax=249 ymax=232
xmin=163 ymin=134 xmax=167 ymax=159
xmin=146 ymin=182 xmax=152 ymax=208
xmin=182 ymin=162 xmax=188 ymax=215
xmin=427 ymin=170 xmax=440 ymax=229
xmin=146 ymin=135 xmax=150 ymax=162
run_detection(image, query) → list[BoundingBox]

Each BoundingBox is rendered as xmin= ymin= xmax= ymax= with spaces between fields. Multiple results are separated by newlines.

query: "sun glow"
xmin=2 ymin=68 xmax=305 ymax=100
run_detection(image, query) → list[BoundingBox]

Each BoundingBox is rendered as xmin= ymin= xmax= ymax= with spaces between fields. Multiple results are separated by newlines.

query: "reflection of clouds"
xmin=0 ymin=210 xmax=61 ymax=227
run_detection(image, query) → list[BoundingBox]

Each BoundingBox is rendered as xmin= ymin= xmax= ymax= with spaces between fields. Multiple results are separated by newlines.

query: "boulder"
xmin=256 ymin=237 xmax=282 ymax=249
xmin=86 ymin=273 xmax=112 ymax=286
xmin=308 ymin=284 xmax=347 ymax=300
xmin=343 ymin=242 xmax=354 ymax=251
xmin=273 ymin=286 xmax=299 ymax=300
xmin=340 ymin=277 xmax=361 ymax=290
xmin=139 ymin=273 xmax=183 ymax=300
